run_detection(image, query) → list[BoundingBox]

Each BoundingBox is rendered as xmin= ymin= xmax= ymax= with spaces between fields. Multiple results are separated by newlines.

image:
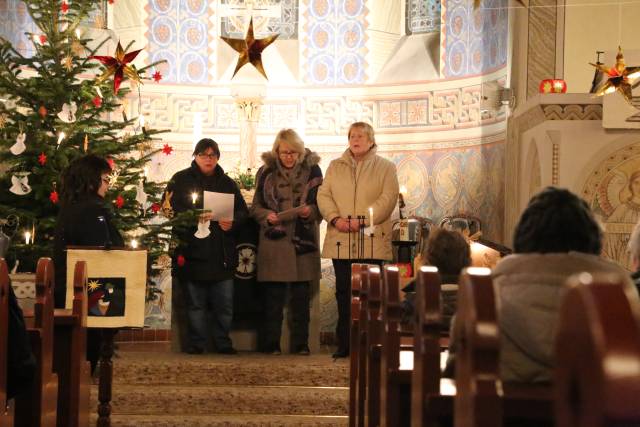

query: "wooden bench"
xmin=411 ymin=266 xmax=454 ymax=427
xmin=14 ymin=258 xmax=59 ymax=427
xmin=556 ymin=273 xmax=640 ymax=427
xmin=366 ymin=266 xmax=384 ymax=427
xmin=349 ymin=263 xmax=370 ymax=427
xmin=0 ymin=259 xmax=14 ymax=426
xmin=454 ymin=267 xmax=553 ymax=427
xmin=380 ymin=265 xmax=414 ymax=427
xmin=52 ymin=261 xmax=91 ymax=427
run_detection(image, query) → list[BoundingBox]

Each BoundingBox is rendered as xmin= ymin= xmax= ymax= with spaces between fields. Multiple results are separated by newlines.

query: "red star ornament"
xmin=49 ymin=190 xmax=59 ymax=204
xmin=38 ymin=152 xmax=47 ymax=166
xmin=177 ymin=255 xmax=186 ymax=267
xmin=162 ymin=144 xmax=173 ymax=155
xmin=115 ymin=195 xmax=124 ymax=208
xmin=92 ymin=96 xmax=102 ymax=108
xmin=90 ymin=41 xmax=142 ymax=94
xmin=152 ymin=71 xmax=162 ymax=82
xmin=60 ymin=1 xmax=69 ymax=13
xmin=39 ymin=35 xmax=47 ymax=45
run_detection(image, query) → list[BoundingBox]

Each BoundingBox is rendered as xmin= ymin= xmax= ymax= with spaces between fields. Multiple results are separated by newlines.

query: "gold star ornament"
xmin=590 ymin=46 xmax=640 ymax=104
xmin=221 ymin=17 xmax=279 ymax=80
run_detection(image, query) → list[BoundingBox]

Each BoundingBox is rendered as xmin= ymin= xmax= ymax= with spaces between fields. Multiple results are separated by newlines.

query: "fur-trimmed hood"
xmin=260 ymin=148 xmax=321 ymax=171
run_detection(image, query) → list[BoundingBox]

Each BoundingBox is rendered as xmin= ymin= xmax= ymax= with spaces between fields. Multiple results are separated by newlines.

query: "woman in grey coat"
xmin=251 ymin=129 xmax=323 ymax=355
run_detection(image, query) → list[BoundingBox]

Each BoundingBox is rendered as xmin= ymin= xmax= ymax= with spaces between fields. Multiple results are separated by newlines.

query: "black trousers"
xmin=332 ymin=259 xmax=383 ymax=353
xmin=262 ymin=281 xmax=310 ymax=352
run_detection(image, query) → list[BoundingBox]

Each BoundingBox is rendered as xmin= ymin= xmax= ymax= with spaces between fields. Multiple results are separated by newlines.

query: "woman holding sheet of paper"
xmin=163 ymin=138 xmax=248 ymax=355
xmin=251 ymin=129 xmax=323 ymax=355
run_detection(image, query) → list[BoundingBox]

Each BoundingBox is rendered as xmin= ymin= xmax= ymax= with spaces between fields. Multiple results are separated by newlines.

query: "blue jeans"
xmin=182 ymin=278 xmax=234 ymax=351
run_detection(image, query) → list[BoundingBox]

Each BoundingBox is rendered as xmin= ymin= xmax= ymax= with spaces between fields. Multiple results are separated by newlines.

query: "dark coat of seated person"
xmin=446 ymin=187 xmax=632 ymax=383
xmin=401 ymin=227 xmax=471 ymax=333
xmin=7 ymin=284 xmax=36 ymax=400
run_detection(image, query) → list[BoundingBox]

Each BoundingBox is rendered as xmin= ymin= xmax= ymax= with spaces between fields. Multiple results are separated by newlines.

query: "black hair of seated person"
xmin=60 ymin=154 xmax=112 ymax=207
xmin=425 ymin=227 xmax=472 ymax=277
xmin=513 ymin=187 xmax=602 ymax=255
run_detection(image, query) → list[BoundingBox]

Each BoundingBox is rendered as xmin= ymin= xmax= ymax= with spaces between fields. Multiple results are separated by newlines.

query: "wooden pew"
xmin=349 ymin=263 xmax=370 ymax=427
xmin=411 ymin=266 xmax=455 ymax=427
xmin=556 ymin=273 xmax=640 ymax=427
xmin=454 ymin=267 xmax=553 ymax=427
xmin=366 ymin=266 xmax=384 ymax=427
xmin=380 ymin=265 xmax=413 ymax=427
xmin=0 ymin=259 xmax=14 ymax=426
xmin=14 ymin=258 xmax=59 ymax=427
xmin=52 ymin=261 xmax=90 ymax=427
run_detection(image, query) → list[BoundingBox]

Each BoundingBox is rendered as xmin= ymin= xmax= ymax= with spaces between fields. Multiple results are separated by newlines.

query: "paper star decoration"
xmin=38 ymin=152 xmax=47 ymax=166
xmin=62 ymin=55 xmax=73 ymax=71
xmin=590 ymin=46 xmax=640 ymax=104
xmin=162 ymin=144 xmax=173 ymax=155
xmin=49 ymin=190 xmax=59 ymax=204
xmin=152 ymin=71 xmax=162 ymax=82
xmin=115 ymin=195 xmax=124 ymax=209
xmin=221 ymin=17 xmax=279 ymax=80
xmin=60 ymin=1 xmax=69 ymax=14
xmin=90 ymin=41 xmax=142 ymax=94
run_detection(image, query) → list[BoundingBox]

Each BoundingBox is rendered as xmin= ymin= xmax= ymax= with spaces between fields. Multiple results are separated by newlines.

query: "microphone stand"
xmin=347 ymin=215 xmax=352 ymax=261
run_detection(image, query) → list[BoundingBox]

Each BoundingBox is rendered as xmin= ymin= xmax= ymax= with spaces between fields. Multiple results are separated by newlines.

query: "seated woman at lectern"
xmin=251 ymin=129 xmax=323 ymax=355
xmin=317 ymin=122 xmax=399 ymax=358
xmin=53 ymin=154 xmax=124 ymax=372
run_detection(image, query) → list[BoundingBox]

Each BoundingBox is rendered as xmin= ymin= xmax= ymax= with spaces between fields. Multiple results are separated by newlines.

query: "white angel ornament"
xmin=57 ymin=101 xmax=77 ymax=123
xmin=9 ymin=174 xmax=31 ymax=195
xmin=10 ymin=133 xmax=26 ymax=155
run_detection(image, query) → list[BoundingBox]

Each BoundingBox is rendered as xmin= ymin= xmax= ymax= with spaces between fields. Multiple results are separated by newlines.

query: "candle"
xmin=24 ymin=231 xmax=31 ymax=245
xmin=369 ymin=207 xmax=374 ymax=229
xmin=191 ymin=192 xmax=198 ymax=205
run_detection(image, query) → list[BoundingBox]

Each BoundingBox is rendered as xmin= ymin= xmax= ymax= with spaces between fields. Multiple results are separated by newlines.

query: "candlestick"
xmin=347 ymin=216 xmax=352 ymax=261
xmin=336 ymin=241 xmax=341 ymax=259
xmin=370 ymin=231 xmax=374 ymax=260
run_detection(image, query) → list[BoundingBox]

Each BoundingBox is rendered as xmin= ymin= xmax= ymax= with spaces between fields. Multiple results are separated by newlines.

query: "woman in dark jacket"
xmin=164 ymin=138 xmax=248 ymax=354
xmin=251 ymin=129 xmax=322 ymax=355
xmin=53 ymin=154 xmax=124 ymax=372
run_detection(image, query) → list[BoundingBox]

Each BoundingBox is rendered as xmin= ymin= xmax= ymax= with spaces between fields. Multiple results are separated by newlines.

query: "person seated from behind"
xmin=7 ymin=283 xmax=36 ymax=400
xmin=461 ymin=187 xmax=629 ymax=383
xmin=401 ymin=227 xmax=471 ymax=332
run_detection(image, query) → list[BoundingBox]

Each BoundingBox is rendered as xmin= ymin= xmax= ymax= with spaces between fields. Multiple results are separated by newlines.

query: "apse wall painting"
xmin=583 ymin=143 xmax=640 ymax=270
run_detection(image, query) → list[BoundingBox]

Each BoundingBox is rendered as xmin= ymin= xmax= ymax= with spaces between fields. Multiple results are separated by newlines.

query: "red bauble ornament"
xmin=539 ymin=79 xmax=567 ymax=94
xmin=49 ymin=191 xmax=59 ymax=204
xmin=177 ymin=255 xmax=186 ymax=267
xmin=162 ymin=144 xmax=173 ymax=155
xmin=151 ymin=203 xmax=161 ymax=214
xmin=152 ymin=71 xmax=162 ymax=82
xmin=39 ymin=35 xmax=47 ymax=45
xmin=115 ymin=195 xmax=124 ymax=208
xmin=38 ymin=152 xmax=47 ymax=166
xmin=38 ymin=105 xmax=47 ymax=118
xmin=107 ymin=157 xmax=115 ymax=170
xmin=92 ymin=96 xmax=102 ymax=108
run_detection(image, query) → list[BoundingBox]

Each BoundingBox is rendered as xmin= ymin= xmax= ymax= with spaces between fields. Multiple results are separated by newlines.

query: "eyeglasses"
xmin=197 ymin=153 xmax=218 ymax=160
xmin=279 ymin=151 xmax=299 ymax=158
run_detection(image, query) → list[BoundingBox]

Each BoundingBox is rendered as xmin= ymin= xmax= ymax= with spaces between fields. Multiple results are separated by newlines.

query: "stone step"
xmin=91 ymin=384 xmax=349 ymax=416
xmin=91 ymin=414 xmax=348 ymax=426
xmin=112 ymin=353 xmax=349 ymax=387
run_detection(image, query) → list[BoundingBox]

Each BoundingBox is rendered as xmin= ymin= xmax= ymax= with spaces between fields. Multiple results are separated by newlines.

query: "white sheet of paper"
xmin=203 ymin=191 xmax=235 ymax=220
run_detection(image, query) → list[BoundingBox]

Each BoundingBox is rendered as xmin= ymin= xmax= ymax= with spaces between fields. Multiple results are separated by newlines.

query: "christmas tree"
xmin=0 ymin=0 xmax=180 ymax=286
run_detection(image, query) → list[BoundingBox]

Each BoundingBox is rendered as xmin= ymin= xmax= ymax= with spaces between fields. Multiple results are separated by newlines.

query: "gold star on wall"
xmin=590 ymin=46 xmax=640 ymax=104
xmin=221 ymin=17 xmax=279 ymax=80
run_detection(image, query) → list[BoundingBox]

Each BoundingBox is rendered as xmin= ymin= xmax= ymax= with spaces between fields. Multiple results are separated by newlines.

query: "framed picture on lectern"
xmin=65 ymin=248 xmax=147 ymax=328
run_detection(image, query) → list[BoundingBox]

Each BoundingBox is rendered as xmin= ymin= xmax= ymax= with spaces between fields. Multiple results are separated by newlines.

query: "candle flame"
xmin=400 ymin=185 xmax=408 ymax=195
xmin=130 ymin=239 xmax=139 ymax=249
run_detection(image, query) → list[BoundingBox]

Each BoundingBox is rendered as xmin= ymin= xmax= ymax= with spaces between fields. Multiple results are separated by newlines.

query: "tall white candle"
xmin=191 ymin=192 xmax=198 ymax=205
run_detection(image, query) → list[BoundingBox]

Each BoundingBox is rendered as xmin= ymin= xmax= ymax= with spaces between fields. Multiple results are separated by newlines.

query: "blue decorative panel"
xmin=147 ymin=0 xmax=212 ymax=84
xmin=406 ymin=0 xmax=441 ymax=34
xmin=220 ymin=0 xmax=299 ymax=40
xmin=441 ymin=0 xmax=508 ymax=78
xmin=0 ymin=0 xmax=37 ymax=57
xmin=303 ymin=0 xmax=368 ymax=85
